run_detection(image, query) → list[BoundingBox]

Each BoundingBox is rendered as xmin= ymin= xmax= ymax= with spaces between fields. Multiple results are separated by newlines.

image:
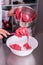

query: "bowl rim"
xmin=6 ymin=36 xmax=38 ymax=52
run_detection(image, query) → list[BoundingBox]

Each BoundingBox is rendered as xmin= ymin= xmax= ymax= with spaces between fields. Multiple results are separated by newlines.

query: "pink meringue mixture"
xmin=10 ymin=27 xmax=32 ymax=51
xmin=14 ymin=6 xmax=36 ymax=22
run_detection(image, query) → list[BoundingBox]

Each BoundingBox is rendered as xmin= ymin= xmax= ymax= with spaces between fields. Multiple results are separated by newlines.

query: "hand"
xmin=8 ymin=8 xmax=15 ymax=16
xmin=0 ymin=29 xmax=10 ymax=39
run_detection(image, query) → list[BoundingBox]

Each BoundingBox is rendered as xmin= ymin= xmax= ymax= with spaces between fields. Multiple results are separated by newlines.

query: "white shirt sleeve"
xmin=0 ymin=0 xmax=3 ymax=4
xmin=0 ymin=0 xmax=2 ymax=28
xmin=2 ymin=10 xmax=9 ymax=21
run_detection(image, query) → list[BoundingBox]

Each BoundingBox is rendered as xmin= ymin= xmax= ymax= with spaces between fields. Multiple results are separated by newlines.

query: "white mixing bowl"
xmin=6 ymin=36 xmax=38 ymax=56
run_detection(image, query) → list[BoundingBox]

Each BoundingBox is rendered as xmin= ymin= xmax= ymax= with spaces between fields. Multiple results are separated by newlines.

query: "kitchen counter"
xmin=0 ymin=34 xmax=43 ymax=65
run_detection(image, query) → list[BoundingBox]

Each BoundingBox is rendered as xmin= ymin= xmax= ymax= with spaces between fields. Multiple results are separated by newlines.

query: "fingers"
xmin=0 ymin=31 xmax=7 ymax=37
xmin=1 ymin=29 xmax=10 ymax=35
xmin=0 ymin=35 xmax=3 ymax=39
xmin=8 ymin=9 xmax=14 ymax=16
xmin=8 ymin=7 xmax=17 ymax=16
xmin=0 ymin=29 xmax=10 ymax=38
